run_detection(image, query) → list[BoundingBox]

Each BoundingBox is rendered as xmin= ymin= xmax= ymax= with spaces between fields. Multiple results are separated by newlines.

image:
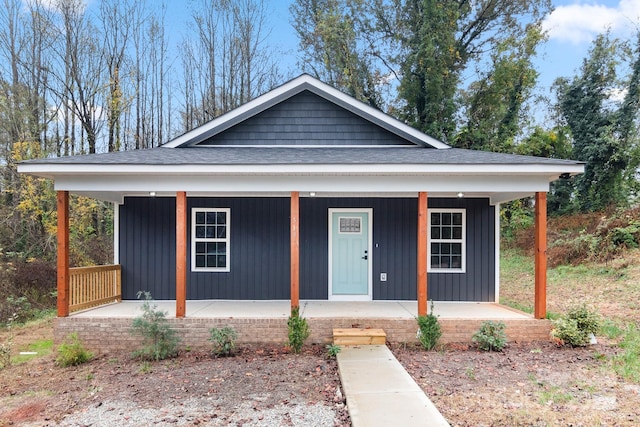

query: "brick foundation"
xmin=55 ymin=317 xmax=551 ymax=353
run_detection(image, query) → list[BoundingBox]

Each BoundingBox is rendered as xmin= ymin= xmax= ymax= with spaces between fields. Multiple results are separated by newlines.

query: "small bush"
xmin=416 ymin=301 xmax=442 ymax=350
xmin=551 ymin=304 xmax=601 ymax=347
xmin=209 ymin=326 xmax=237 ymax=357
xmin=56 ymin=333 xmax=93 ymax=367
xmin=287 ymin=306 xmax=310 ymax=354
xmin=131 ymin=291 xmax=180 ymax=361
xmin=326 ymin=344 xmax=341 ymax=358
xmin=472 ymin=321 xmax=507 ymax=352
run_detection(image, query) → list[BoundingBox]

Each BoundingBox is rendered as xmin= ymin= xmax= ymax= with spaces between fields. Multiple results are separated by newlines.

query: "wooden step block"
xmin=333 ymin=328 xmax=386 ymax=345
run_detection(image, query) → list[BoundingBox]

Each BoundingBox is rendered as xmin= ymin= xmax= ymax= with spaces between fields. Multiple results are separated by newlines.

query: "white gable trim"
xmin=162 ymin=74 xmax=450 ymax=149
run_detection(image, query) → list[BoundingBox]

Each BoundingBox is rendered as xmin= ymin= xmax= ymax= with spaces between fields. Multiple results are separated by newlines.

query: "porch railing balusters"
xmin=69 ymin=265 xmax=122 ymax=313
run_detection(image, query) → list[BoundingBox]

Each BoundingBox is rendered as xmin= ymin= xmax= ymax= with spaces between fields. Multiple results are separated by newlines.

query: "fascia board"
xmin=162 ymin=74 xmax=450 ymax=149
xmin=19 ymin=162 xmax=585 ymax=176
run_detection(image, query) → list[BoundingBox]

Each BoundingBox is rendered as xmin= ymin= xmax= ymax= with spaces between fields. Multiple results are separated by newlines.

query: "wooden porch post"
xmin=176 ymin=191 xmax=187 ymax=318
xmin=290 ymin=191 xmax=300 ymax=312
xmin=57 ymin=191 xmax=70 ymax=317
xmin=534 ymin=192 xmax=547 ymax=319
xmin=417 ymin=191 xmax=428 ymax=316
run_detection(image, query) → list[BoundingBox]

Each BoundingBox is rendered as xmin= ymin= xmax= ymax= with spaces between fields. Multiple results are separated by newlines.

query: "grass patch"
xmin=500 ymin=298 xmax=533 ymax=314
xmin=12 ymin=339 xmax=54 ymax=364
xmin=610 ymin=322 xmax=640 ymax=382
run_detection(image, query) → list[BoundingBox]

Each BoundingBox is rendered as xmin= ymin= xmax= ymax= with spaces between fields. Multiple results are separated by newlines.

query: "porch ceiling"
xmin=71 ymin=300 xmax=532 ymax=320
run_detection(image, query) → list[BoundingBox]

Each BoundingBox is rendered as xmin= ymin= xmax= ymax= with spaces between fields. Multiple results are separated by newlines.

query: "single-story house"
xmin=19 ymin=74 xmax=584 ymax=331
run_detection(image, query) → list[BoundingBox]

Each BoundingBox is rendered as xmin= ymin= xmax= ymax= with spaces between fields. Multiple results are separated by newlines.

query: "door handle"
xmin=362 ymin=250 xmax=368 ymax=260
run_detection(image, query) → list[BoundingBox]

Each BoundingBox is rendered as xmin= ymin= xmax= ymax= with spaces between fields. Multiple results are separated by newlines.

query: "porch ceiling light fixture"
xmin=309 ymin=192 xmax=316 ymax=197
xmin=149 ymin=191 xmax=157 ymax=197
xmin=457 ymin=192 xmax=464 ymax=198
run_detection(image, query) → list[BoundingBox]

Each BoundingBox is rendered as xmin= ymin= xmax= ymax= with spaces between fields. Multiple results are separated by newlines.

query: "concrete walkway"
xmin=337 ymin=345 xmax=450 ymax=427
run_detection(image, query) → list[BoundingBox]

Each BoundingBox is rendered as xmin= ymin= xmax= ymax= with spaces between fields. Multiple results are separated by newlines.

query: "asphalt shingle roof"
xmin=23 ymin=146 xmax=582 ymax=166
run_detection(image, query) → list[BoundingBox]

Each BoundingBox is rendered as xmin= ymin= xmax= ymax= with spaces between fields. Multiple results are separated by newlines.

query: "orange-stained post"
xmin=534 ymin=192 xmax=547 ymax=319
xmin=417 ymin=192 xmax=428 ymax=316
xmin=290 ymin=191 xmax=300 ymax=312
xmin=176 ymin=191 xmax=187 ymax=318
xmin=57 ymin=191 xmax=70 ymax=317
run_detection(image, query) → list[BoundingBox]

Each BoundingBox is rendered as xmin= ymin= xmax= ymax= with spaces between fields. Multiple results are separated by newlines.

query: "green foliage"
xmin=551 ymin=304 xmax=601 ymax=347
xmin=611 ymin=322 xmax=640 ymax=382
xmin=209 ymin=326 xmax=237 ymax=357
xmin=416 ymin=301 xmax=442 ymax=350
xmin=326 ymin=344 xmax=341 ymax=358
xmin=56 ymin=333 xmax=93 ymax=367
xmin=472 ymin=321 xmax=507 ymax=352
xmin=556 ymin=31 xmax=640 ymax=212
xmin=287 ymin=306 xmax=310 ymax=354
xmin=131 ymin=291 xmax=180 ymax=361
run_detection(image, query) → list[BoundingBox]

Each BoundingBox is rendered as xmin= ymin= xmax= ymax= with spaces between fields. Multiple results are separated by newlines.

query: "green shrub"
xmin=551 ymin=304 xmax=600 ymax=347
xmin=131 ymin=291 xmax=179 ymax=361
xmin=209 ymin=326 xmax=237 ymax=357
xmin=56 ymin=333 xmax=93 ymax=367
xmin=326 ymin=344 xmax=341 ymax=358
xmin=287 ymin=306 xmax=310 ymax=354
xmin=416 ymin=301 xmax=442 ymax=350
xmin=472 ymin=321 xmax=507 ymax=352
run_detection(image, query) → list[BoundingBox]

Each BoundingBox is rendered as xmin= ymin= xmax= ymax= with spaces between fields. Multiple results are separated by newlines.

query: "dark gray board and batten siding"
xmin=118 ymin=197 xmax=495 ymax=302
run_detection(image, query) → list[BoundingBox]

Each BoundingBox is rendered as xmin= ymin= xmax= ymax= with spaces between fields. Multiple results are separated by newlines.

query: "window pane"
xmin=452 ymin=213 xmax=462 ymax=225
xmin=451 ymin=256 xmax=462 ymax=268
xmin=217 ymin=225 xmax=226 ymax=238
xmin=442 ymin=213 xmax=452 ymax=225
xmin=206 ymin=242 xmax=217 ymax=254
xmin=195 ymin=226 xmax=206 ymax=238
xmin=431 ymin=227 xmax=440 ymax=239
xmin=196 ymin=255 xmax=205 ymax=268
xmin=452 ymin=243 xmax=462 ymax=255
xmin=217 ymin=212 xmax=227 ymax=225
xmin=441 ymin=244 xmax=451 ymax=255
xmin=207 ymin=255 xmax=217 ymax=267
xmin=431 ymin=213 xmax=440 ymax=225
xmin=452 ymin=227 xmax=462 ymax=239
xmin=195 ymin=242 xmax=205 ymax=253
xmin=205 ymin=226 xmax=216 ymax=238
xmin=430 ymin=256 xmax=439 ymax=268
xmin=195 ymin=212 xmax=205 ymax=224
xmin=442 ymin=227 xmax=451 ymax=239
xmin=206 ymin=212 xmax=217 ymax=225
xmin=217 ymin=255 xmax=226 ymax=267
xmin=431 ymin=242 xmax=440 ymax=254
xmin=218 ymin=242 xmax=227 ymax=254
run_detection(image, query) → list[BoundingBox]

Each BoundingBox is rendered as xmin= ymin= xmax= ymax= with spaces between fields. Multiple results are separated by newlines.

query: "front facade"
xmin=19 ymin=75 xmax=584 ymax=319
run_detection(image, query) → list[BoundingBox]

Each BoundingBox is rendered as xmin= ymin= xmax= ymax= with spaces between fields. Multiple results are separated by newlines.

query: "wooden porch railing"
xmin=69 ymin=265 xmax=122 ymax=313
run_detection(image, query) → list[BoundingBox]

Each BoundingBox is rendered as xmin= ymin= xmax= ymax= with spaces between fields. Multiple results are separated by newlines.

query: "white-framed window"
xmin=192 ymin=208 xmax=230 ymax=272
xmin=428 ymin=209 xmax=465 ymax=273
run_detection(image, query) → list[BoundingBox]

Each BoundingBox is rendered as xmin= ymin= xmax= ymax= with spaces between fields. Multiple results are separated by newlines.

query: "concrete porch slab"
xmin=71 ymin=300 xmax=532 ymax=320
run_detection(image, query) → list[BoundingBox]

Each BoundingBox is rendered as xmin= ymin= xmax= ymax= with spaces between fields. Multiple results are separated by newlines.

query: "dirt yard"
xmin=1 ymin=319 xmax=639 ymax=426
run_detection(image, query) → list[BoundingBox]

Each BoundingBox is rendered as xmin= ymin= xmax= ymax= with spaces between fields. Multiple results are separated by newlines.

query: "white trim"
xmin=494 ymin=203 xmax=501 ymax=303
xmin=328 ymin=208 xmax=373 ymax=301
xmin=162 ymin=75 xmax=450 ymax=149
xmin=191 ymin=208 xmax=231 ymax=272
xmin=428 ymin=208 xmax=466 ymax=273
xmin=18 ymin=162 xmax=585 ymax=176
xmin=113 ymin=202 xmax=120 ymax=264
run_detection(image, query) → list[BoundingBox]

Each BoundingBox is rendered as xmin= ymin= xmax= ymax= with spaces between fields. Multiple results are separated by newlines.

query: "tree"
xmin=180 ymin=0 xmax=280 ymax=129
xmin=290 ymin=0 xmax=382 ymax=108
xmin=556 ymin=32 xmax=637 ymax=211
xmin=455 ymin=24 xmax=544 ymax=152
xmin=386 ymin=0 xmax=551 ymax=142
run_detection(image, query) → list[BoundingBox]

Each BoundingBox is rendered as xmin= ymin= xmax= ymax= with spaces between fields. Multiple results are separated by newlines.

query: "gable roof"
xmin=162 ymin=74 xmax=450 ymax=149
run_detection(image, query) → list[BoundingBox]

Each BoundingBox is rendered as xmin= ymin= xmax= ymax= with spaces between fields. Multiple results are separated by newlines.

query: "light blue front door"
xmin=330 ymin=210 xmax=370 ymax=298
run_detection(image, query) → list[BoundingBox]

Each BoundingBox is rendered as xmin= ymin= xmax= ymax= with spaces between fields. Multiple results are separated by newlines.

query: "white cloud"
xmin=543 ymin=0 xmax=640 ymax=44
